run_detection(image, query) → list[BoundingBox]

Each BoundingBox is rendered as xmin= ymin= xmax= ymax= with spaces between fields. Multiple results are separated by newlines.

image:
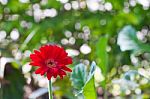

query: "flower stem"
xmin=48 ymin=79 xmax=53 ymax=99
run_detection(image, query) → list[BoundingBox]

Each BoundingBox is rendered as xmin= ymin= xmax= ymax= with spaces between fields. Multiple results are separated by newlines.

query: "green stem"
xmin=48 ymin=79 xmax=53 ymax=99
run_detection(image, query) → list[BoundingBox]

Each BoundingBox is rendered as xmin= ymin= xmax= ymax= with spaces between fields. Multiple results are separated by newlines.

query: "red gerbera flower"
xmin=30 ymin=44 xmax=72 ymax=80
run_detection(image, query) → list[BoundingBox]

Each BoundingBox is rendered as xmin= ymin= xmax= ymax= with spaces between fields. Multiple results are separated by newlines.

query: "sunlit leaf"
xmin=83 ymin=62 xmax=97 ymax=99
xmin=96 ymin=35 xmax=108 ymax=76
xmin=117 ymin=25 xmax=150 ymax=54
xmin=71 ymin=62 xmax=97 ymax=99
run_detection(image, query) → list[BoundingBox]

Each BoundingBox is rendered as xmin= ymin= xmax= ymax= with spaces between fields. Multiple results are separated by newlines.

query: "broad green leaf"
xmin=117 ymin=25 xmax=150 ymax=54
xmin=96 ymin=35 xmax=108 ymax=76
xmin=83 ymin=62 xmax=97 ymax=99
xmin=71 ymin=63 xmax=87 ymax=90
xmin=83 ymin=77 xmax=96 ymax=99
xmin=71 ymin=62 xmax=97 ymax=99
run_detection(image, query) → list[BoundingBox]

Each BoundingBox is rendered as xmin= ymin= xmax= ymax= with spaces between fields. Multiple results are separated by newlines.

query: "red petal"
xmin=34 ymin=50 xmax=44 ymax=59
xmin=52 ymin=45 xmax=61 ymax=59
xmin=58 ymin=57 xmax=72 ymax=65
xmin=35 ymin=68 xmax=43 ymax=74
xmin=57 ymin=48 xmax=67 ymax=59
xmin=52 ymin=68 xmax=58 ymax=78
xmin=60 ymin=70 xmax=66 ymax=76
xmin=62 ymin=66 xmax=72 ymax=72
xmin=40 ymin=67 xmax=49 ymax=75
xmin=47 ymin=71 xmax=52 ymax=80
xmin=30 ymin=62 xmax=42 ymax=67
xmin=58 ymin=70 xmax=66 ymax=79
xmin=39 ymin=45 xmax=51 ymax=59
xmin=59 ymin=74 xmax=63 ymax=79
xmin=30 ymin=54 xmax=43 ymax=63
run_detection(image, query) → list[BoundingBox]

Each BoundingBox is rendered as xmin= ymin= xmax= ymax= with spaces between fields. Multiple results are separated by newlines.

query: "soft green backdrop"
xmin=0 ymin=0 xmax=150 ymax=99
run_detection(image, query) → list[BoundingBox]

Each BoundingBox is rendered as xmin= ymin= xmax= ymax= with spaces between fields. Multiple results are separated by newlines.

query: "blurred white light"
xmin=112 ymin=84 xmax=120 ymax=96
xmin=104 ymin=2 xmax=112 ymax=11
xmin=34 ymin=9 xmax=43 ymax=22
xmin=140 ymin=78 xmax=148 ymax=84
xmin=10 ymin=29 xmax=20 ymax=41
xmin=141 ymin=28 xmax=148 ymax=35
xmin=44 ymin=8 xmax=57 ymax=17
xmin=82 ymin=26 xmax=90 ymax=33
xmin=64 ymin=3 xmax=71 ymax=10
xmin=138 ymin=68 xmax=150 ymax=79
xmin=19 ymin=0 xmax=29 ymax=3
xmin=130 ymin=54 xmax=138 ymax=65
xmin=61 ymin=38 xmax=68 ymax=45
xmin=122 ymin=65 xmax=130 ymax=72
xmin=0 ymin=30 xmax=7 ymax=41
xmin=99 ymin=4 xmax=105 ymax=11
xmin=24 ymin=50 xmax=31 ymax=57
xmin=106 ymin=46 xmax=111 ymax=52
xmin=94 ymin=66 xmax=105 ymax=82
xmin=137 ymin=0 xmax=150 ymax=7
xmin=80 ymin=1 xmax=86 ymax=9
xmin=80 ymin=44 xmax=91 ymax=54
xmin=59 ymin=0 xmax=68 ymax=4
xmin=75 ymin=22 xmax=81 ymax=30
xmin=78 ymin=33 xmax=84 ymax=39
xmin=72 ymin=1 xmax=79 ymax=10
xmin=124 ymin=2 xmax=130 ymax=8
xmin=40 ymin=0 xmax=48 ymax=5
xmin=0 ymin=0 xmax=8 ymax=5
xmin=83 ymin=60 xmax=90 ymax=66
xmin=22 ymin=63 xmax=32 ymax=74
xmin=66 ymin=49 xmax=79 ymax=57
xmin=64 ymin=30 xmax=72 ymax=38
xmin=86 ymin=0 xmax=99 ymax=11
xmin=129 ymin=0 xmax=136 ymax=7
xmin=69 ymin=37 xmax=76 ymax=45
xmin=125 ymin=89 xmax=131 ymax=95
xmin=135 ymin=88 xmax=141 ymax=95
xmin=143 ymin=6 xmax=149 ymax=10
xmin=26 ymin=10 xmax=32 ymax=16
xmin=33 ymin=4 xmax=40 ymax=10
xmin=112 ymin=78 xmax=139 ymax=90
xmin=15 ymin=51 xmax=22 ymax=60
xmin=123 ymin=7 xmax=130 ymax=13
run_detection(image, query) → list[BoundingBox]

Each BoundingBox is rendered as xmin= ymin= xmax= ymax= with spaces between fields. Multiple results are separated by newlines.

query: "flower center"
xmin=46 ymin=59 xmax=56 ymax=68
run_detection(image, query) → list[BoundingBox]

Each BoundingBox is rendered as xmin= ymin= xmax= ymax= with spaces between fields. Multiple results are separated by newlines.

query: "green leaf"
xmin=96 ymin=35 xmax=109 ymax=76
xmin=83 ymin=62 xmax=97 ymax=99
xmin=117 ymin=25 xmax=150 ymax=54
xmin=71 ymin=62 xmax=97 ymax=99
xmin=71 ymin=63 xmax=87 ymax=90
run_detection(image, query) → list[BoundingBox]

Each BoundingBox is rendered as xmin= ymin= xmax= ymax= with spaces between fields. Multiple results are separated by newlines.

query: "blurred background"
xmin=0 ymin=0 xmax=150 ymax=99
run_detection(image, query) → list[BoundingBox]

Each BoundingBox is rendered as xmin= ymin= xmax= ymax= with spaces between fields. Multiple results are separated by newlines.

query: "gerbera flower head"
xmin=30 ymin=44 xmax=72 ymax=80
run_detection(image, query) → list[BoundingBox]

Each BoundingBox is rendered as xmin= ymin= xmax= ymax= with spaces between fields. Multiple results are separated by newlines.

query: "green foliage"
xmin=117 ymin=25 xmax=150 ymax=54
xmin=0 ymin=0 xmax=150 ymax=98
xmin=71 ymin=62 xmax=97 ymax=99
xmin=2 ymin=63 xmax=25 ymax=99
xmin=96 ymin=35 xmax=109 ymax=76
xmin=71 ymin=63 xmax=87 ymax=90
